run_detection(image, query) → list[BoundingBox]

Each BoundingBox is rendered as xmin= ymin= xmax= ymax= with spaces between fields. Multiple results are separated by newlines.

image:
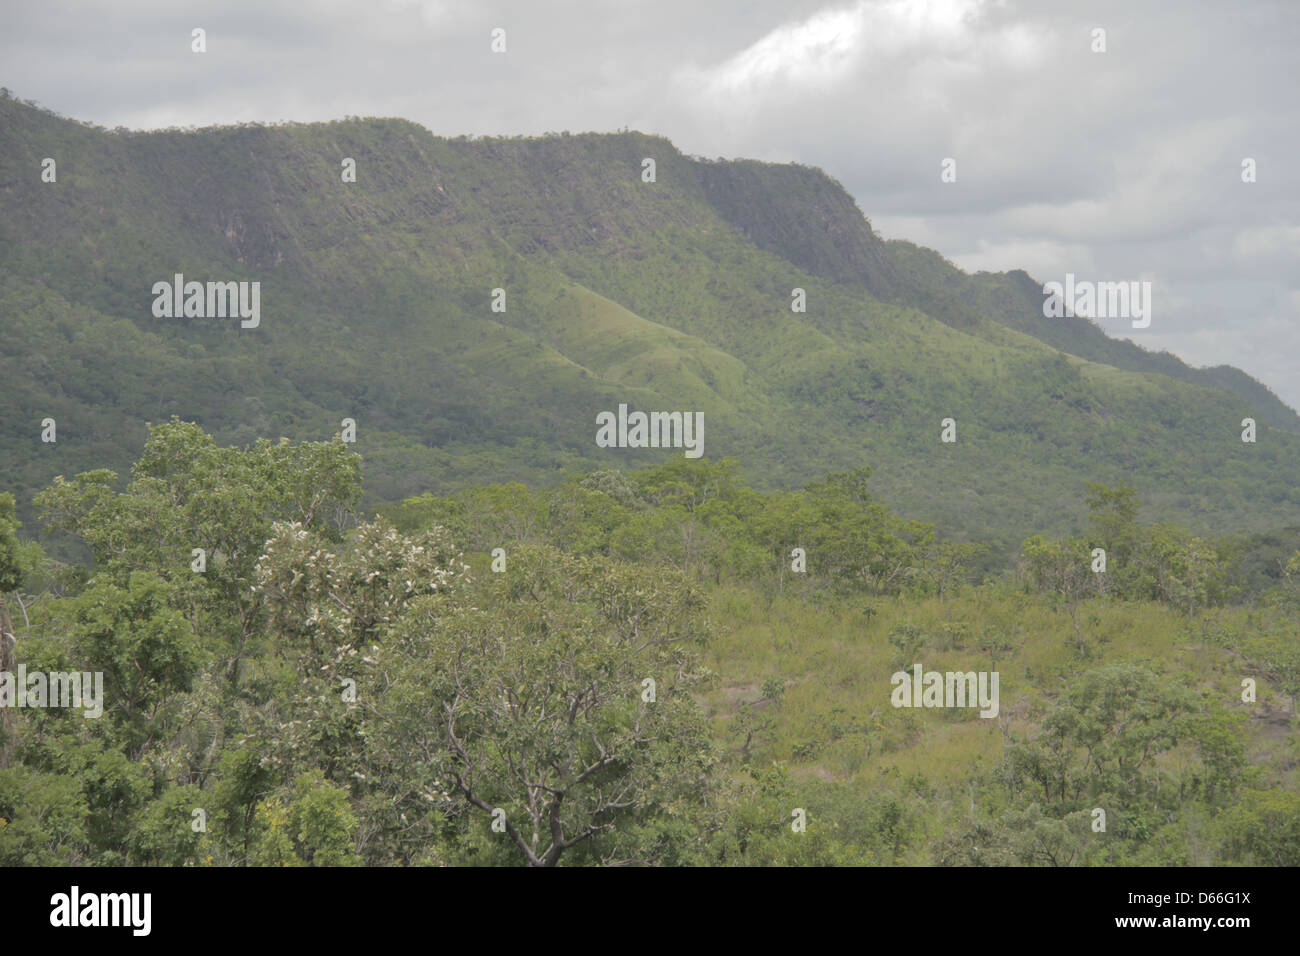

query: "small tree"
xmin=1019 ymin=535 xmax=1097 ymax=653
xmin=916 ymin=538 xmax=984 ymax=605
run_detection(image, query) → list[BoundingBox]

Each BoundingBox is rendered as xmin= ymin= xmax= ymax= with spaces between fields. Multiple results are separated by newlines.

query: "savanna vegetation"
xmin=2 ymin=422 xmax=1296 ymax=866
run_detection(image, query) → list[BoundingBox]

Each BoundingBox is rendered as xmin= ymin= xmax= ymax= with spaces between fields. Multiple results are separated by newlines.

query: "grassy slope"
xmin=702 ymin=583 xmax=1297 ymax=862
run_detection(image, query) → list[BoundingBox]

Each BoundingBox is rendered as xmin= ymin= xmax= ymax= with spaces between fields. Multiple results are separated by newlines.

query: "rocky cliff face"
xmin=696 ymin=158 xmax=897 ymax=295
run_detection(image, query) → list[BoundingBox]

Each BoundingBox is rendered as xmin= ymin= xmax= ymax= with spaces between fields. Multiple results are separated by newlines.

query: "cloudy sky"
xmin=5 ymin=0 xmax=1298 ymax=409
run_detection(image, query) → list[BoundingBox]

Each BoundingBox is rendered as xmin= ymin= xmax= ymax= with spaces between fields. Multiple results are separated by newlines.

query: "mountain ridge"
xmin=2 ymin=90 xmax=1298 ymax=547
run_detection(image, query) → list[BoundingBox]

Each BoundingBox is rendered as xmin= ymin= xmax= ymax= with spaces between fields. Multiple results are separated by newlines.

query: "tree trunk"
xmin=0 ymin=600 xmax=15 ymax=766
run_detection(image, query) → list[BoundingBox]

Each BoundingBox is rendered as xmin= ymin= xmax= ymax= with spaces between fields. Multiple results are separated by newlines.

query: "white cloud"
xmin=948 ymin=237 xmax=1097 ymax=279
xmin=1231 ymin=224 xmax=1300 ymax=267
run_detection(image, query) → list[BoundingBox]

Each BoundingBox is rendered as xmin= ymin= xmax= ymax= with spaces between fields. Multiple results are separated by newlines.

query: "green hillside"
xmin=3 ymin=90 xmax=1298 ymax=550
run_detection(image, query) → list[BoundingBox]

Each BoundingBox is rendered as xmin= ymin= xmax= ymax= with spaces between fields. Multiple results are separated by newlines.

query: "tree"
xmin=68 ymin=572 xmax=202 ymax=759
xmin=936 ymin=804 xmax=1094 ymax=867
xmin=731 ymin=678 xmax=784 ymax=762
xmin=36 ymin=419 xmax=362 ymax=692
xmin=32 ymin=421 xmax=363 ymax=803
xmin=0 ymin=766 xmax=88 ymax=865
xmin=368 ymin=545 xmax=719 ymax=866
xmin=131 ymin=784 xmax=204 ymax=865
xmin=1220 ymin=789 xmax=1300 ymax=866
xmin=1245 ymin=633 xmax=1300 ymax=715
xmin=253 ymin=517 xmax=469 ymax=785
xmin=0 ymin=493 xmax=23 ymax=596
xmin=1143 ymin=523 xmax=1229 ymax=618
xmin=249 ymin=772 xmax=361 ymax=867
xmin=1019 ymin=535 xmax=1097 ymax=653
xmin=0 ymin=493 xmax=29 ymax=761
xmin=1083 ymin=481 xmax=1142 ymax=570
xmin=915 ymin=537 xmax=985 ymax=604
xmin=803 ymin=468 xmax=915 ymax=594
xmin=1000 ymin=663 xmax=1198 ymax=815
xmin=1281 ymin=549 xmax=1300 ymax=606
